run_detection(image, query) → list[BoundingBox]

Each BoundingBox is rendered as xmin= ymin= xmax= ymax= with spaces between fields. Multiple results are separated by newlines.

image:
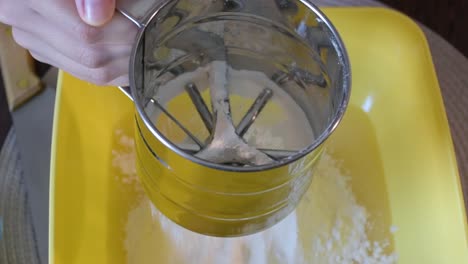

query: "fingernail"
xmin=78 ymin=0 xmax=115 ymax=26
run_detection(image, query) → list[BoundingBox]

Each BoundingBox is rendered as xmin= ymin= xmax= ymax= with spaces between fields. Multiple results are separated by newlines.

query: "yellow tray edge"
xmin=49 ymin=70 xmax=64 ymax=264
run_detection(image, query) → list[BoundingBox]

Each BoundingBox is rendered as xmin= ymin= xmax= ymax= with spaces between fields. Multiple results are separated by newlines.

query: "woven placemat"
xmin=0 ymin=129 xmax=40 ymax=263
xmin=422 ymin=28 xmax=468 ymax=204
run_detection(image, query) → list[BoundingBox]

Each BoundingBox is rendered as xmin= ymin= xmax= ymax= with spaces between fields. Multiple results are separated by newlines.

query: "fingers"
xmin=0 ymin=0 xmax=25 ymax=26
xmin=13 ymin=28 xmax=129 ymax=86
xmin=0 ymin=0 xmax=136 ymax=87
xmin=28 ymin=0 xmax=87 ymax=35
xmin=16 ymin=10 xmax=132 ymax=69
xmin=29 ymin=0 xmax=117 ymax=38
xmin=28 ymin=1 xmax=136 ymax=44
xmin=75 ymin=0 xmax=116 ymax=26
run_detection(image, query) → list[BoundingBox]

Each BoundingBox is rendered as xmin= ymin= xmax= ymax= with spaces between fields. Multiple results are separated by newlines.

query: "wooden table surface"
xmin=316 ymin=0 xmax=468 ymax=210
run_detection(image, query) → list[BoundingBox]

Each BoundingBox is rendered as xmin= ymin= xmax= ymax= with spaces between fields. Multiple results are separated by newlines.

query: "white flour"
xmin=116 ymin=60 xmax=398 ymax=262
xmin=112 ymin=129 xmax=143 ymax=194
xmin=117 ymin=128 xmax=397 ymax=263
xmin=112 ymin=129 xmax=137 ymax=180
xmin=146 ymin=61 xmax=315 ymax=151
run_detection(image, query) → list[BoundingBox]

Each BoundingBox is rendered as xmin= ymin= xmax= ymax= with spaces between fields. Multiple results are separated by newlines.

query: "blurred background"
xmin=381 ymin=0 xmax=468 ymax=57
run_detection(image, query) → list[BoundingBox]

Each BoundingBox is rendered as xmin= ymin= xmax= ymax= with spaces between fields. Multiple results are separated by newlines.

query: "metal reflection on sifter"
xmin=116 ymin=0 xmax=351 ymax=236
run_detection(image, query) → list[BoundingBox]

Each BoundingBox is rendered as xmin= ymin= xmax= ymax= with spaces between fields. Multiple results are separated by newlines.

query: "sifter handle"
xmin=115 ymin=0 xmax=166 ymax=100
xmin=117 ymin=86 xmax=133 ymax=101
xmin=116 ymin=0 xmax=164 ymax=28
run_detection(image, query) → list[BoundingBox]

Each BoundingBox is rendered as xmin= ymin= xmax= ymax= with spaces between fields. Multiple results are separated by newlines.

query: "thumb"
xmin=75 ymin=0 xmax=116 ymax=27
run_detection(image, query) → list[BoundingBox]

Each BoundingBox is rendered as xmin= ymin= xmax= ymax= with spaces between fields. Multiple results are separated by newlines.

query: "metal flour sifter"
xmin=115 ymin=0 xmax=350 ymax=236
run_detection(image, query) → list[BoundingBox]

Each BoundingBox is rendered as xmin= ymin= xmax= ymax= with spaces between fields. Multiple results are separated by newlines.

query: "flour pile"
xmin=116 ymin=130 xmax=398 ymax=263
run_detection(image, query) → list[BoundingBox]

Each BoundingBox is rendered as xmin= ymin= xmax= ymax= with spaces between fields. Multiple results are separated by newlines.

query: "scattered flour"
xmin=390 ymin=226 xmax=399 ymax=234
xmin=112 ymin=129 xmax=142 ymax=192
xmin=113 ymin=60 xmax=398 ymax=262
xmin=122 ymin=149 xmax=398 ymax=264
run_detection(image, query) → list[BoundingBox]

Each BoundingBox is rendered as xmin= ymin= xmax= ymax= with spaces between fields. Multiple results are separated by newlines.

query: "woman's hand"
xmin=75 ymin=0 xmax=116 ymax=26
xmin=0 ymin=0 xmax=138 ymax=86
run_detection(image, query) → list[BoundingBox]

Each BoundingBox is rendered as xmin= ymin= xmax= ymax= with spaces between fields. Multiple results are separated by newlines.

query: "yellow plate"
xmin=50 ymin=8 xmax=468 ymax=264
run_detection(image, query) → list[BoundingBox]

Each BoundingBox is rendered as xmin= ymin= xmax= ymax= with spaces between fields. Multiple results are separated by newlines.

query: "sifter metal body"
xmin=116 ymin=0 xmax=351 ymax=236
